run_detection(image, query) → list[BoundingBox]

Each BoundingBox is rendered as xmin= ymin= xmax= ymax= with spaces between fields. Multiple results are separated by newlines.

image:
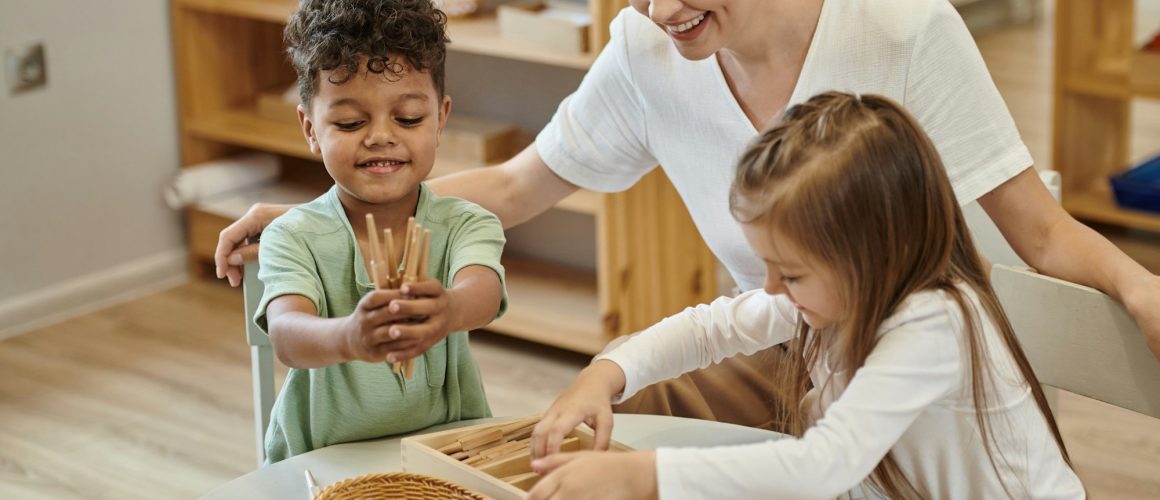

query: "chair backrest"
xmin=991 ymin=264 xmax=1160 ymax=418
xmin=243 ymin=261 xmax=276 ymax=466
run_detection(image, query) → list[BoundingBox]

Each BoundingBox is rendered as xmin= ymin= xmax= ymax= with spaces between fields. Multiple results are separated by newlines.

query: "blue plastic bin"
xmin=1110 ymin=154 xmax=1160 ymax=215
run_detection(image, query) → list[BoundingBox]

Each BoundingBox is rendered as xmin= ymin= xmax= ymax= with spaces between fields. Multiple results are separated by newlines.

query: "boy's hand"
xmin=341 ymin=288 xmax=408 ymax=362
xmin=377 ymin=279 xmax=458 ymax=363
xmin=527 ymin=450 xmax=658 ymax=500
xmin=531 ymin=360 xmax=625 ymax=460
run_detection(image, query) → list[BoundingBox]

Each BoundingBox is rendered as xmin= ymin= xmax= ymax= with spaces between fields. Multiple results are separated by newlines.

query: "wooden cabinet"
xmin=170 ymin=0 xmax=718 ymax=355
xmin=1053 ymin=0 xmax=1160 ymax=233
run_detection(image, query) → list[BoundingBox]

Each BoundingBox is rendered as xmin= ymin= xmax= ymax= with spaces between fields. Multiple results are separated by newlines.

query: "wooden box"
xmin=439 ymin=115 xmax=521 ymax=164
xmin=497 ymin=1 xmax=591 ymax=55
xmin=401 ymin=417 xmax=632 ymax=499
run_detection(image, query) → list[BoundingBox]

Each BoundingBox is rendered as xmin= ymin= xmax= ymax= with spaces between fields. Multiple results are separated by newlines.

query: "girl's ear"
xmin=298 ymin=104 xmax=321 ymax=155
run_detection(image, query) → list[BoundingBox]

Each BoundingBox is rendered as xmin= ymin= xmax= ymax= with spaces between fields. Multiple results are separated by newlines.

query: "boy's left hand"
xmin=378 ymin=278 xmax=458 ymax=362
xmin=526 ymin=450 xmax=657 ymax=500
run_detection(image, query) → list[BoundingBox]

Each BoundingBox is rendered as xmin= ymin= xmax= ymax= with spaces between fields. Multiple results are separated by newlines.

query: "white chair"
xmin=243 ymin=261 xmax=276 ymax=466
xmin=992 ymin=264 xmax=1160 ymax=418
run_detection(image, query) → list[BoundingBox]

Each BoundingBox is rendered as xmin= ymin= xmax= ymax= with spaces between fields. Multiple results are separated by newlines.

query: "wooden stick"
xmin=438 ymin=441 xmax=464 ymax=455
xmin=385 ymin=228 xmax=399 ymax=284
xmin=458 ymin=426 xmax=505 ymax=451
xmin=365 ymin=214 xmax=384 ymax=284
xmin=369 ymin=260 xmax=383 ymax=290
xmin=499 ymin=416 xmax=540 ymax=436
xmin=399 ymin=217 xmax=415 ymax=275
xmin=476 ymin=447 xmax=534 ymax=476
xmin=418 ymin=229 xmax=431 ymax=279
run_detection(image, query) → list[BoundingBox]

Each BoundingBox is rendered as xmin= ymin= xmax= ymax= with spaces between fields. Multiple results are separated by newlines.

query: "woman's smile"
xmin=665 ymin=11 xmax=710 ymax=41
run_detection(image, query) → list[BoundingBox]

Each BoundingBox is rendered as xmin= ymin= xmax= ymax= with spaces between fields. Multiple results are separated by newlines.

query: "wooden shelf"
xmin=1064 ymin=186 xmax=1160 ymax=233
xmin=176 ymin=0 xmax=595 ymax=69
xmin=178 ymin=0 xmax=294 ymax=23
xmin=483 ymin=257 xmax=605 ymax=355
xmin=1063 ymin=75 xmax=1160 ymax=101
xmin=1054 ymin=0 xmax=1160 ymax=233
xmin=186 ymin=108 xmax=314 ymax=160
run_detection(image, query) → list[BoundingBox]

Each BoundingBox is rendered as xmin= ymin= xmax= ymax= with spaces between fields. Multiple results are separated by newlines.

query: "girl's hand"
xmin=376 ymin=279 xmax=457 ymax=362
xmin=526 ymin=450 xmax=658 ymax=500
xmin=531 ymin=360 xmax=626 ymax=460
xmin=340 ymin=288 xmax=407 ymax=362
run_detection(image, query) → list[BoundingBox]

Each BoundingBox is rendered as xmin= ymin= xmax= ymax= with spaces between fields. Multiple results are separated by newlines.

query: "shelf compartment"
xmin=1064 ymin=185 xmax=1160 ymax=233
xmin=175 ymin=0 xmax=595 ymax=69
xmin=484 ymin=257 xmax=605 ymax=355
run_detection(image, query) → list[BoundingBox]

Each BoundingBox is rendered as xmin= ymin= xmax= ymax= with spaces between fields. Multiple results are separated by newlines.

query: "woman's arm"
xmin=979 ymin=167 xmax=1160 ymax=359
xmin=214 ymin=143 xmax=577 ymax=286
xmin=426 ymin=143 xmax=580 ymax=228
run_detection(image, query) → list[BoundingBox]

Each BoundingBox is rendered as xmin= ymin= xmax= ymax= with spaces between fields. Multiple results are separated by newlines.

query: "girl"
xmin=526 ymin=92 xmax=1084 ymax=499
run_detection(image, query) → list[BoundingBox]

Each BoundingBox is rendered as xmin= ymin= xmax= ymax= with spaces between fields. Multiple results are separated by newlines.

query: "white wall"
xmin=0 ymin=1 xmax=186 ymax=338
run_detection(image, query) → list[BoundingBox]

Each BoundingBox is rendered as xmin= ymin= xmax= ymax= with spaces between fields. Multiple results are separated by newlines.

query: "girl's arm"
xmin=531 ymin=290 xmax=798 ymax=459
xmin=654 ymin=294 xmax=962 ymax=498
xmin=597 ymin=289 xmax=800 ymax=404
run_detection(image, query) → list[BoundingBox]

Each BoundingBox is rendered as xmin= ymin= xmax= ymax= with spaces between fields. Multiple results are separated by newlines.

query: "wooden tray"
xmin=401 ymin=417 xmax=632 ymax=499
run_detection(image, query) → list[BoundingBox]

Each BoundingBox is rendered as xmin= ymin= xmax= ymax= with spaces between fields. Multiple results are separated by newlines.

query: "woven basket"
xmin=316 ymin=471 xmax=489 ymax=500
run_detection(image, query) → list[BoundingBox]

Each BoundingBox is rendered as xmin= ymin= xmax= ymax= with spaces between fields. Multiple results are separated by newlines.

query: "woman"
xmin=217 ymin=0 xmax=1160 ymax=426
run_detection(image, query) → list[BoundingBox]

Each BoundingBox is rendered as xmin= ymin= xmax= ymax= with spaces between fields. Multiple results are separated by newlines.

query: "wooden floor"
xmin=4 ymin=7 xmax=1160 ymax=500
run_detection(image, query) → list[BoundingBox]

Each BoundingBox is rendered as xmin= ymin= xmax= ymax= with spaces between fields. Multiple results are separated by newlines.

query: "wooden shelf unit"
xmin=171 ymin=0 xmax=718 ymax=355
xmin=1053 ymin=0 xmax=1160 ymax=232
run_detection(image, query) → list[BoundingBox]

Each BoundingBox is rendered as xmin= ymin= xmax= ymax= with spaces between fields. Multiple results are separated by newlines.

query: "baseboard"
xmin=0 ymin=249 xmax=190 ymax=341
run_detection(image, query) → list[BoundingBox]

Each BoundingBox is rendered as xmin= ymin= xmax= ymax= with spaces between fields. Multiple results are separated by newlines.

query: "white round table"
xmin=201 ymin=414 xmax=786 ymax=499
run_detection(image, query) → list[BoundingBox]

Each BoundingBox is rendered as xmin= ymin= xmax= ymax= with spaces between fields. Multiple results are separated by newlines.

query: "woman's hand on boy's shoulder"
xmin=526 ymin=450 xmax=658 ymax=500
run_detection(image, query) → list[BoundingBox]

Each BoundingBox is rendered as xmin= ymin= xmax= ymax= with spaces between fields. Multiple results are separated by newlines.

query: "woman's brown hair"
xmin=729 ymin=91 xmax=1071 ymax=498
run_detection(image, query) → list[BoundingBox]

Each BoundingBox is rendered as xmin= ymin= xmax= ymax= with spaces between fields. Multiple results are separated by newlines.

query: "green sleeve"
xmin=254 ymin=222 xmax=326 ymax=333
xmin=447 ymin=210 xmax=508 ymax=319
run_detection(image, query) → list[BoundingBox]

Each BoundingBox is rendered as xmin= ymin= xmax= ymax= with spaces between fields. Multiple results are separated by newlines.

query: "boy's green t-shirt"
xmin=254 ymin=183 xmax=507 ymax=463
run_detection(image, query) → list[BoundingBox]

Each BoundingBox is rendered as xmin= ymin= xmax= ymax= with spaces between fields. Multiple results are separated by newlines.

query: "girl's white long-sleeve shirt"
xmin=596 ymin=288 xmax=1084 ymax=499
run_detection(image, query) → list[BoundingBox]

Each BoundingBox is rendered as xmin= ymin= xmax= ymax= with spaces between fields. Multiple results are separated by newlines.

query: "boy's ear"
xmin=298 ymin=104 xmax=321 ymax=155
xmin=436 ymin=95 xmax=452 ymax=138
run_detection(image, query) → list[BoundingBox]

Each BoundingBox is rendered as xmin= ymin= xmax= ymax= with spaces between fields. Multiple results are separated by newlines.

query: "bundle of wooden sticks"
xmin=365 ymin=213 xmax=432 ymax=379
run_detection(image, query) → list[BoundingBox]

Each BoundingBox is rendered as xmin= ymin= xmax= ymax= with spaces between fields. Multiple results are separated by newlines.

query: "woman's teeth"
xmin=670 ymin=12 xmax=707 ymax=34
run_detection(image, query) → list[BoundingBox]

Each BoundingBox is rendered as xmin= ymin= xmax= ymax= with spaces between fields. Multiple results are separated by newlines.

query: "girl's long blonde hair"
xmin=729 ymin=91 xmax=1071 ymax=498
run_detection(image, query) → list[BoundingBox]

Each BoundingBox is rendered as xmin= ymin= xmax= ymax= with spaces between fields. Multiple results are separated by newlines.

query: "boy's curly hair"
xmin=284 ymin=0 xmax=449 ymax=106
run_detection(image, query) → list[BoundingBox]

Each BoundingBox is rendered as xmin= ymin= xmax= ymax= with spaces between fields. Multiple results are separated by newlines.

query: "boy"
xmin=254 ymin=0 xmax=507 ymax=463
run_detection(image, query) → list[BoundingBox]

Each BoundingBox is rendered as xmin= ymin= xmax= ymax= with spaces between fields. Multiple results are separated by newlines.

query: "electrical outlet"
xmin=5 ymin=42 xmax=48 ymax=94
